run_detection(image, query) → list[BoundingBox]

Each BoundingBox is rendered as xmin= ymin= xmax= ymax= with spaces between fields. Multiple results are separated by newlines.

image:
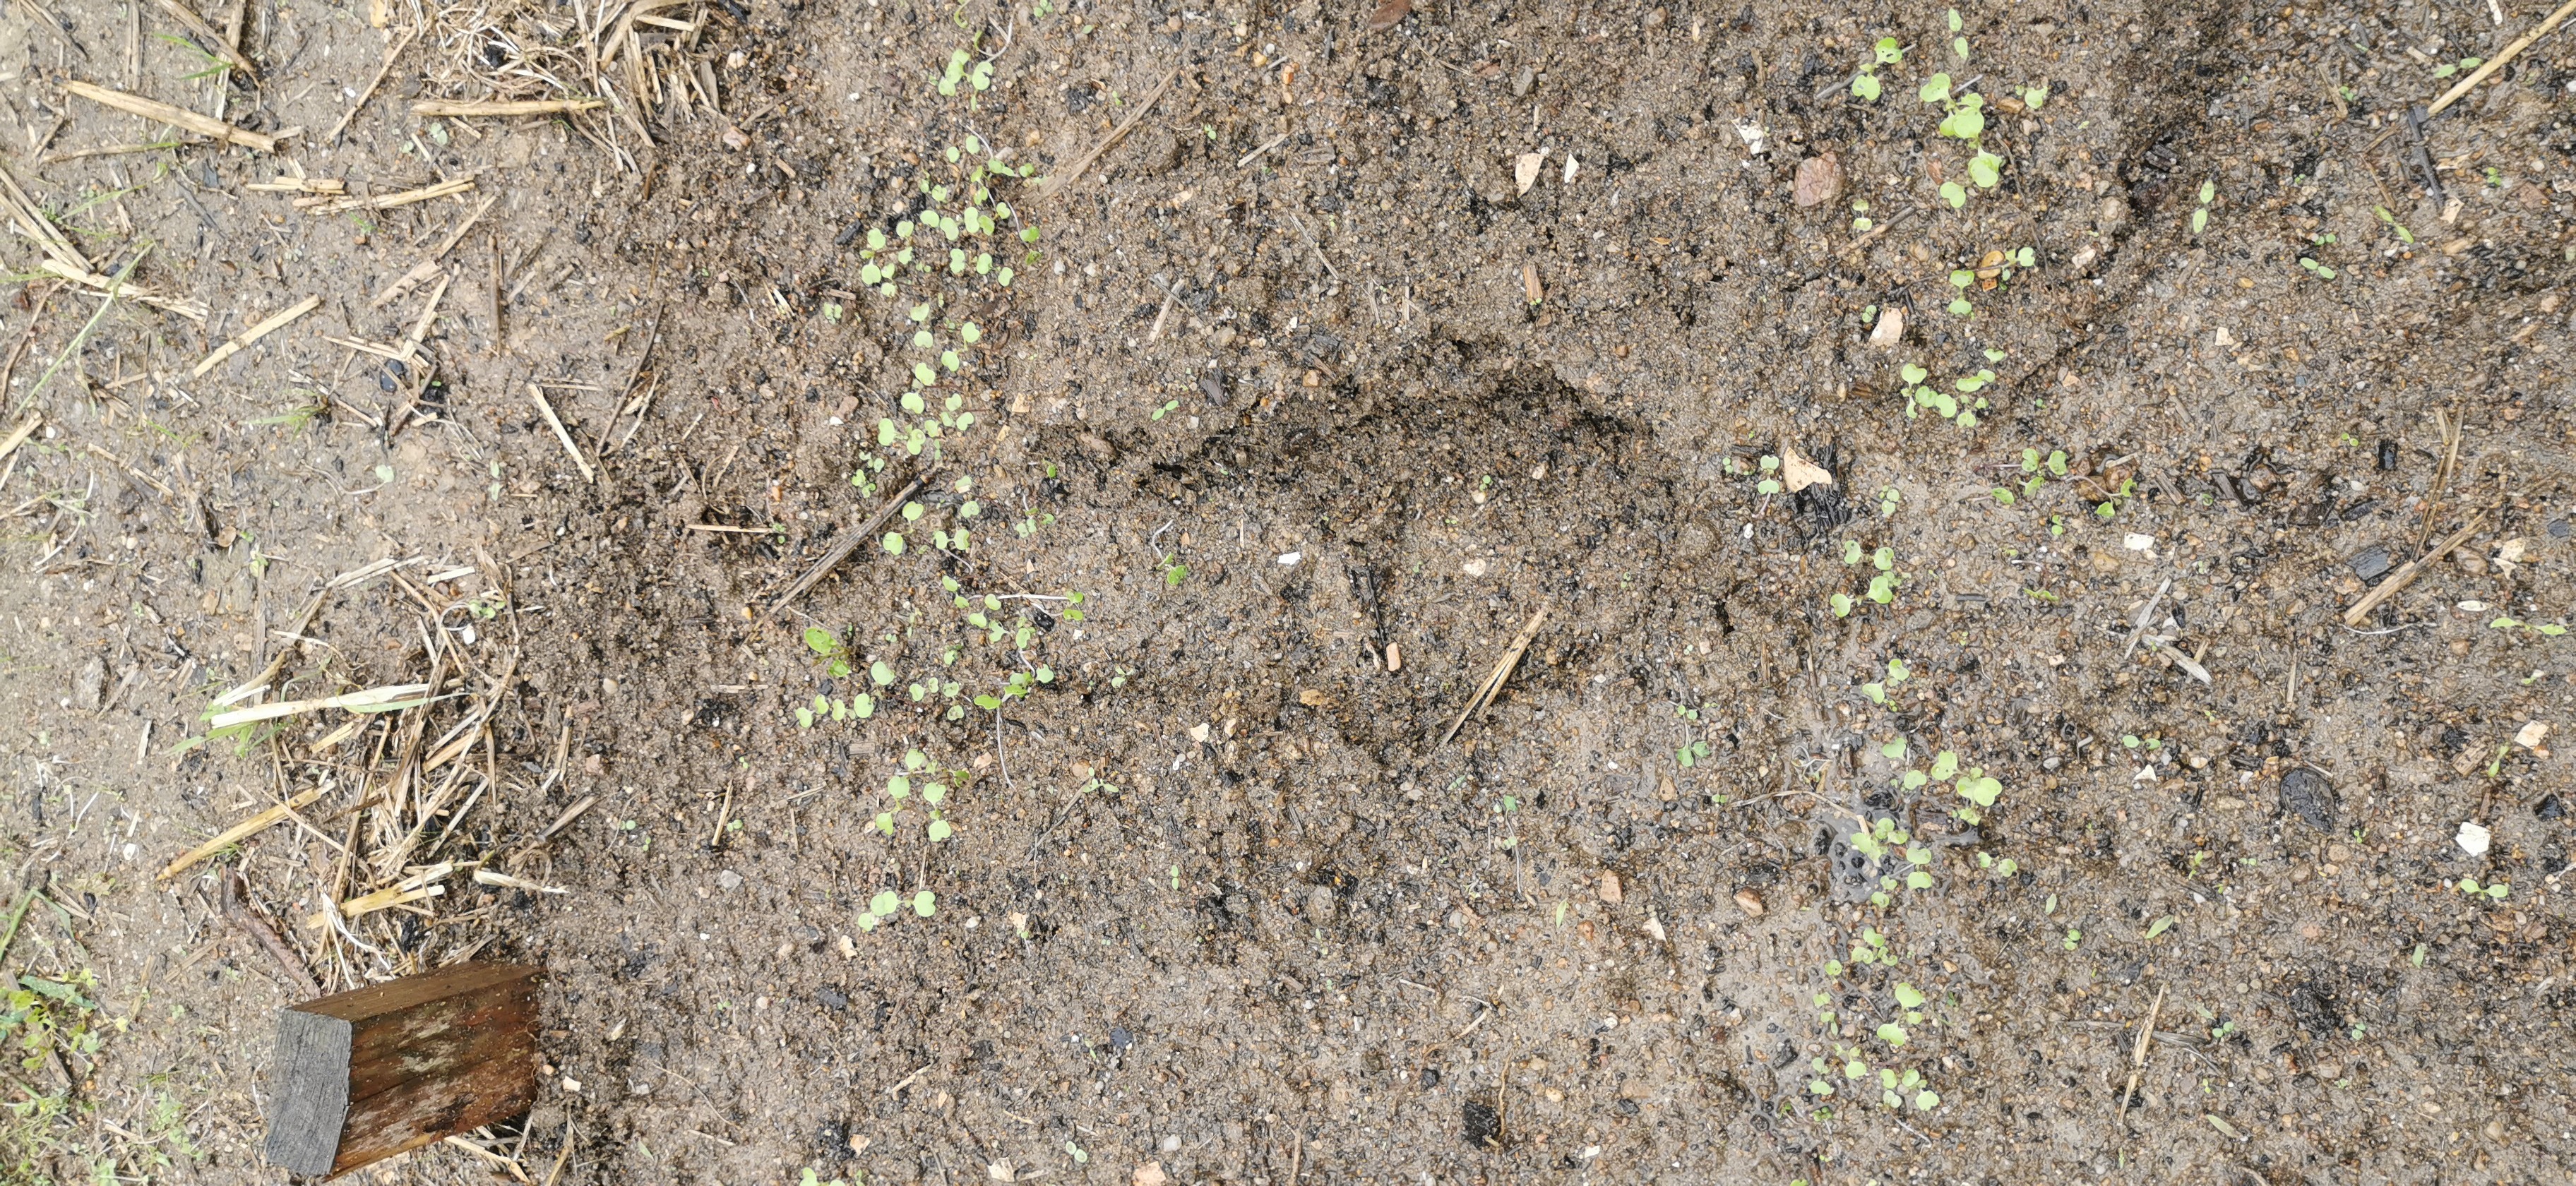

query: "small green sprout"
xmin=2455 ymin=877 xmax=2510 ymax=902
xmin=2375 ymin=205 xmax=2416 ymax=244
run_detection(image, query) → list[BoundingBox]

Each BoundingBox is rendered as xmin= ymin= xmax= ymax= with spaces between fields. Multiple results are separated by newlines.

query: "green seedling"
xmin=1849 ymin=36 xmax=1905 ymax=100
xmin=2375 ymin=205 xmax=2416 ymax=245
xmin=2455 ymin=877 xmax=2510 ymax=902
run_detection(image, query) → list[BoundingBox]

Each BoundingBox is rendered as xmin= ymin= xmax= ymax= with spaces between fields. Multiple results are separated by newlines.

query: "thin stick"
xmin=150 ymin=0 xmax=258 ymax=80
xmin=488 ymin=232 xmax=503 ymax=345
xmin=541 ymin=1121 xmax=575 ymax=1186
xmin=206 ymin=681 xmax=434 ymax=729
xmin=1234 ymin=130 xmax=1291 ymax=169
xmin=299 ymin=176 xmax=472 ymax=213
xmin=2121 ymin=576 xmax=2172 ymax=661
xmin=61 ymin=80 xmax=280 ymax=151
xmin=221 ymin=870 xmax=320 ymax=998
xmin=708 ymin=777 xmax=734 ymax=849
xmin=0 ymin=415 xmax=40 ymax=462
xmin=525 ymin=795 xmax=597 ymax=851
xmin=1286 ymin=212 xmax=1341 ymax=281
xmin=431 ymin=193 xmax=501 ymax=260
xmin=767 ymin=477 xmax=924 ymax=614
xmin=39 ymin=139 xmax=196 ymax=164
xmin=2417 ymin=407 xmax=2463 ymax=551
xmin=18 ymin=247 xmax=148 ymax=412
xmin=1840 ymin=205 xmax=1918 ymax=256
xmin=2343 ymin=510 xmax=2490 ymax=626
xmin=412 ymin=98 xmax=607 ymax=117
xmin=1034 ymin=65 xmax=1178 ymax=203
xmin=2427 ymin=0 xmax=2576 ymax=115
xmin=306 ymin=882 xmax=443 ymax=928
xmin=400 ymin=272 xmax=451 ymax=361
xmin=370 ymin=260 xmax=443 ymax=310
xmin=1440 ymin=599 xmax=1553 ymax=745
xmin=158 ymin=785 xmax=328 ymax=882
xmin=323 ymin=25 xmax=417 ymax=143
xmin=2116 ymin=984 xmax=2167 ymax=1120
xmin=0 ymin=890 xmax=37 ymax=977
xmin=189 ymin=294 xmax=318 ymax=378
xmin=528 ymin=383 xmax=597 ymax=484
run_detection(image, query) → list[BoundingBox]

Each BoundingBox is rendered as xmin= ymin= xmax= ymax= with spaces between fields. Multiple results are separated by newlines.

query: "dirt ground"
xmin=5 ymin=0 xmax=2576 ymax=1182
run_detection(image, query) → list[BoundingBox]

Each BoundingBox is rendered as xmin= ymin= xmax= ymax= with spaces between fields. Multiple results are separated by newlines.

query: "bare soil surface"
xmin=6 ymin=0 xmax=2576 ymax=1183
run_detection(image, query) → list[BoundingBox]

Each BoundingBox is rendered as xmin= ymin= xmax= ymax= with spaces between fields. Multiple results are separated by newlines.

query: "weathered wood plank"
xmin=263 ymin=962 xmax=542 ymax=1178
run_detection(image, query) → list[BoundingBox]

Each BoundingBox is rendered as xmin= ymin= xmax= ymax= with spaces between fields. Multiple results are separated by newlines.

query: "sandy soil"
xmin=5 ymin=0 xmax=2576 ymax=1183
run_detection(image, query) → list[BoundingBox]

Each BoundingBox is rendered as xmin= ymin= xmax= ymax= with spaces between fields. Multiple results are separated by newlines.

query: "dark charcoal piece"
xmin=2538 ymin=795 xmax=2566 ymax=822
xmin=2378 ymin=438 xmax=2399 ymax=470
xmin=2279 ymin=767 xmax=2337 ymax=833
xmin=1796 ymin=482 xmax=1850 ymax=530
xmin=2348 ymin=545 xmax=2391 ymax=582
xmin=1462 ymin=1095 xmax=1503 ymax=1149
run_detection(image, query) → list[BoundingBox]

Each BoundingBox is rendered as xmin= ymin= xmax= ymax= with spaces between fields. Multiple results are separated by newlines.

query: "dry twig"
xmin=2343 ymin=510 xmax=2490 ymax=626
xmin=1035 ymin=64 xmax=1178 ymax=203
xmin=414 ymin=98 xmax=605 ymax=117
xmin=2426 ymin=0 xmax=2576 ymax=116
xmin=61 ymin=80 xmax=281 ymax=150
xmin=189 ymin=294 xmax=320 ymax=378
xmin=767 ymin=477 xmax=925 ymax=614
xmin=1441 ymin=599 xmax=1553 ymax=745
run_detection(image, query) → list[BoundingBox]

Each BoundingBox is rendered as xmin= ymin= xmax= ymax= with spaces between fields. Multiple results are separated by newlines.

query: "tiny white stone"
xmin=1277 ymin=551 xmax=1302 ymax=566
xmin=1462 ymin=558 xmax=1488 ymax=577
xmin=2457 ymin=821 xmax=2493 ymax=857
xmin=2123 ymin=533 xmax=2154 ymax=552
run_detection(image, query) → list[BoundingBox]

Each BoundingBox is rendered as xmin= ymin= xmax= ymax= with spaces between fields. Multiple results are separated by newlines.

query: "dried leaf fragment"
xmin=1779 ymin=444 xmax=1835 ymax=492
xmin=1792 ymin=152 xmax=1842 ymax=207
xmin=1367 ymin=0 xmax=1412 ymax=32
xmin=1867 ymin=305 xmax=1904 ymax=348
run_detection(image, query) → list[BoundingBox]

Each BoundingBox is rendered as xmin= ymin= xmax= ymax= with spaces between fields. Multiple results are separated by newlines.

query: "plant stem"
xmin=0 ymin=888 xmax=38 ymax=991
xmin=19 ymin=243 xmax=153 ymax=413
